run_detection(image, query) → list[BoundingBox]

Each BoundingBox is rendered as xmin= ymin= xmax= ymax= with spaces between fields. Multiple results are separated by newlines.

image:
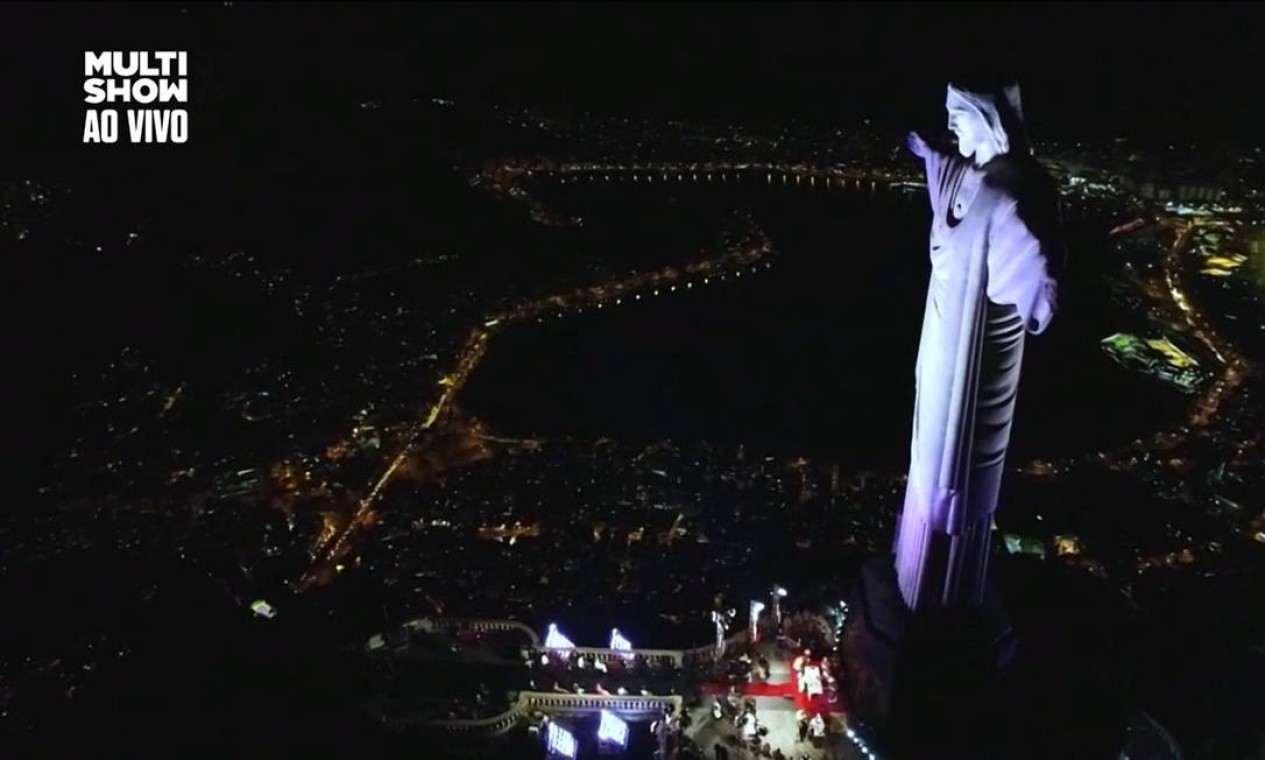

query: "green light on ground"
xmin=1102 ymin=332 xmax=1137 ymax=351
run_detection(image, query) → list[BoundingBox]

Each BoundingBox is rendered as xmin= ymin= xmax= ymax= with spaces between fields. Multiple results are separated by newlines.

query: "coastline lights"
xmin=545 ymin=623 xmax=574 ymax=650
xmin=610 ymin=628 xmax=633 ymax=657
xmin=546 ymin=722 xmax=578 ymax=758
xmin=597 ymin=710 xmax=630 ymax=747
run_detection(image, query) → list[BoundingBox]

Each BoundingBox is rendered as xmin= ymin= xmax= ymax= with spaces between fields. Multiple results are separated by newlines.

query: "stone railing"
xmin=388 ymin=702 xmax=526 ymax=734
xmin=387 ymin=691 xmax=683 ymax=735
xmin=431 ymin=708 xmax=521 ymax=735
xmin=526 ymin=629 xmax=748 ymax=667
xmin=371 ymin=617 xmax=747 ymax=663
xmin=526 ymin=645 xmax=685 ymax=667
xmin=520 ymin=691 xmax=683 ymax=718
xmin=682 ymin=630 xmax=748 ymax=664
xmin=371 ymin=621 xmax=747 ymax=736
xmin=368 ymin=616 xmax=540 ymax=652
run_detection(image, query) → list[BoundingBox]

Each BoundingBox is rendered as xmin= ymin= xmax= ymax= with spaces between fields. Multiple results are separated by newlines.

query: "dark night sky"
xmin=1 ymin=1 xmax=1262 ymax=172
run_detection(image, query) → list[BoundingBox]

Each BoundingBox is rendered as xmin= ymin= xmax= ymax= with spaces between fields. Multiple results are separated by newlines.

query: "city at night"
xmin=2 ymin=3 xmax=1262 ymax=759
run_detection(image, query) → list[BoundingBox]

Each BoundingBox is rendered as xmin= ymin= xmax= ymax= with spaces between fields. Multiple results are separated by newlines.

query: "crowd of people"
xmin=705 ymin=689 xmax=827 ymax=760
xmin=523 ymin=647 xmax=705 ymax=699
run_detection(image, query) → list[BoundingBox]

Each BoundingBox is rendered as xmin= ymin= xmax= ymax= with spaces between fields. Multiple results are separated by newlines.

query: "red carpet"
xmin=705 ymin=681 xmax=798 ymax=698
xmin=701 ymin=668 xmax=839 ymax=716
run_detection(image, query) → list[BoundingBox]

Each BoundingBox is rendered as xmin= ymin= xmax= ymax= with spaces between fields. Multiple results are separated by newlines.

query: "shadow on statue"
xmin=846 ymin=556 xmax=1129 ymax=760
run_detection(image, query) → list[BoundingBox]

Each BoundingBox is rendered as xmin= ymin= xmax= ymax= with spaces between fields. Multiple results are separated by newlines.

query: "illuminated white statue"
xmin=894 ymin=82 xmax=1063 ymax=612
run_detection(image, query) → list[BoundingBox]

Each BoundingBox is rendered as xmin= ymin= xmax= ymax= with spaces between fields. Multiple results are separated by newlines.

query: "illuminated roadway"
xmin=297 ymin=215 xmax=775 ymax=589
xmin=1157 ymin=218 xmax=1252 ymax=428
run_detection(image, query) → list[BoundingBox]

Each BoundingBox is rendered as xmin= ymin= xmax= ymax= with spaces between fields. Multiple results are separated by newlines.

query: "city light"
xmin=250 ymin=599 xmax=277 ymax=618
xmin=19 ymin=47 xmax=1265 ymax=760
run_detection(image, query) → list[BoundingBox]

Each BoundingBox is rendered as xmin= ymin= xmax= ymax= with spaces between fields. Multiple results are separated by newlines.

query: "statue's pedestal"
xmin=846 ymin=557 xmax=1018 ymax=760
xmin=844 ymin=556 xmax=1135 ymax=760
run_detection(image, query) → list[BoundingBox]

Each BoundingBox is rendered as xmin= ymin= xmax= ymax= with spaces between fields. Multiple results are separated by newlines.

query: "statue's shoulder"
xmin=984 ymin=156 xmax=1057 ymax=206
xmin=984 ymin=155 xmax=1065 ymax=255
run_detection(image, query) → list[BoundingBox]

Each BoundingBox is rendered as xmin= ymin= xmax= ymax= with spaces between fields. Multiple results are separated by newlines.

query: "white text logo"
xmin=83 ymin=51 xmax=189 ymax=144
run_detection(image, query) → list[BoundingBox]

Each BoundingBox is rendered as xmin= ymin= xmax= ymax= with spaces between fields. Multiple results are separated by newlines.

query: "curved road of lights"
xmin=300 ymin=160 xmax=1258 ymax=590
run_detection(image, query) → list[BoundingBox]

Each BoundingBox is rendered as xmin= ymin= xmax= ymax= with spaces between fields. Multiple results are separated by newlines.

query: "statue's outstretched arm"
xmin=906 ymin=131 xmax=932 ymax=160
xmin=907 ymin=131 xmax=951 ymax=214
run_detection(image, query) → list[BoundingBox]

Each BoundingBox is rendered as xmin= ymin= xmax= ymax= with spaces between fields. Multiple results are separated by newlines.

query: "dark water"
xmin=463 ymin=183 xmax=1184 ymax=469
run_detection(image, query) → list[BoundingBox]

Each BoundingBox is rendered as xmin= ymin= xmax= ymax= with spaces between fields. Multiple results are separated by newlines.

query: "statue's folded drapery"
xmin=894 ymin=143 xmax=1059 ymax=611
xmin=987 ymin=195 xmax=1058 ymax=335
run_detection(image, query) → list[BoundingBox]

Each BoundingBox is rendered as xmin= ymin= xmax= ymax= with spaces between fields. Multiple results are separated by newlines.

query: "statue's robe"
xmin=894 ymin=147 xmax=1060 ymax=611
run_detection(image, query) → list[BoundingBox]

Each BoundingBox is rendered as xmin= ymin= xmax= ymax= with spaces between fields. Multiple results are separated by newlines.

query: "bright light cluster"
xmin=834 ymin=600 xmax=849 ymax=653
xmin=547 ymin=722 xmax=577 ymax=758
xmin=598 ymin=710 xmax=629 ymax=747
xmin=545 ymin=623 xmax=574 ymax=650
xmin=749 ymin=600 xmax=766 ymax=640
xmin=845 ymin=724 xmax=880 ymax=759
xmin=610 ymin=628 xmax=633 ymax=656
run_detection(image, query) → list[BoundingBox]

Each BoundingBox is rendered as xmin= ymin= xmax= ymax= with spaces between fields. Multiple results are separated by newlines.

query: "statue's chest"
xmin=950 ymin=179 xmax=980 ymax=223
xmin=934 ymin=167 xmax=989 ymax=242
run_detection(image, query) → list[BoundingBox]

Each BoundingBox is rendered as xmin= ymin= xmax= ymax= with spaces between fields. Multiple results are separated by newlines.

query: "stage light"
xmin=610 ymin=628 xmax=633 ymax=656
xmin=546 ymin=722 xmax=577 ymax=758
xmin=749 ymin=600 xmax=766 ymax=641
xmin=545 ymin=623 xmax=574 ymax=650
xmin=598 ymin=710 xmax=629 ymax=747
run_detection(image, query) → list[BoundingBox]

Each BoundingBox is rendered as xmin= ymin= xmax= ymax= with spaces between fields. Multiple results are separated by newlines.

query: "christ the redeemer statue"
xmin=894 ymin=81 xmax=1063 ymax=612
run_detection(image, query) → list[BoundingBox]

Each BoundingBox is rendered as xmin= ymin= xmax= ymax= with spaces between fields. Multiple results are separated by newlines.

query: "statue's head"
xmin=945 ymin=80 xmax=1028 ymax=166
